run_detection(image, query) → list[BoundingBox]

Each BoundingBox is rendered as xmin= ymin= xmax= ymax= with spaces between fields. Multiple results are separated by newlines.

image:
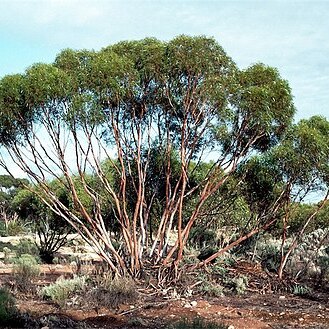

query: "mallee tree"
xmin=0 ymin=36 xmax=296 ymax=276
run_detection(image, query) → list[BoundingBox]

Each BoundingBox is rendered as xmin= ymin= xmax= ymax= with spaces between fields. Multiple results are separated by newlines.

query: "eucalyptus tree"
xmin=0 ymin=36 xmax=295 ymax=276
xmin=274 ymin=116 xmax=329 ymax=278
xmin=196 ymin=116 xmax=329 ymax=268
xmin=0 ymin=175 xmax=28 ymax=231
xmin=290 ymin=202 xmax=329 ymax=234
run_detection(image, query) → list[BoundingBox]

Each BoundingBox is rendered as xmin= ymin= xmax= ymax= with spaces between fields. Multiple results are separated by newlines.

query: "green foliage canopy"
xmin=0 ymin=36 xmax=297 ymax=273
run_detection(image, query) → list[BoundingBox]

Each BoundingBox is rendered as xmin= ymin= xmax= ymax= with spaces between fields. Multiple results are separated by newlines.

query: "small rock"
xmin=279 ymin=295 xmax=286 ymax=299
xmin=184 ymin=303 xmax=191 ymax=308
xmin=41 ymin=327 xmax=49 ymax=329
xmin=190 ymin=301 xmax=198 ymax=307
xmin=228 ymin=326 xmax=235 ymax=329
xmin=299 ymin=318 xmax=304 ymax=322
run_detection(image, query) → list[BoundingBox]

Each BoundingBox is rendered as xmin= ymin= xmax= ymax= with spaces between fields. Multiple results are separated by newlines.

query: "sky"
xmin=0 ymin=0 xmax=327 ymax=203
xmin=0 ymin=0 xmax=328 ymax=122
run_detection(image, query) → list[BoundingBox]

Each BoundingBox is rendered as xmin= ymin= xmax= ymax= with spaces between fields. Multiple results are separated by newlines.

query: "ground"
xmin=0 ymin=236 xmax=328 ymax=329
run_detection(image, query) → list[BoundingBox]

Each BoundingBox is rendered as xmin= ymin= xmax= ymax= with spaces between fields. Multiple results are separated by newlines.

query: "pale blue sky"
xmin=0 ymin=0 xmax=328 ymax=121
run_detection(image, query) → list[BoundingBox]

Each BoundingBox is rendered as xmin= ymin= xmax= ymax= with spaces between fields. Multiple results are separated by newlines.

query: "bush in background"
xmin=0 ymin=218 xmax=27 ymax=237
xmin=15 ymin=238 xmax=39 ymax=260
xmin=288 ymin=228 xmax=329 ymax=280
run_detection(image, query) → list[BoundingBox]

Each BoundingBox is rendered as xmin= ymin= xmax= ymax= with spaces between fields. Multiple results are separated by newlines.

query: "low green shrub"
xmin=292 ymin=284 xmax=311 ymax=296
xmin=3 ymin=246 xmax=12 ymax=264
xmin=0 ymin=288 xmax=18 ymax=326
xmin=39 ymin=276 xmax=138 ymax=308
xmin=12 ymin=254 xmax=40 ymax=292
xmin=182 ymin=247 xmax=199 ymax=265
xmin=87 ymin=275 xmax=138 ymax=309
xmin=4 ymin=219 xmax=26 ymax=236
xmin=168 ymin=317 xmax=228 ymax=329
xmin=198 ymin=282 xmax=224 ymax=297
xmin=39 ymin=275 xmax=87 ymax=307
xmin=319 ymin=255 xmax=329 ymax=283
xmin=230 ymin=275 xmax=248 ymax=295
xmin=260 ymin=244 xmax=281 ymax=272
xmin=15 ymin=238 xmax=39 ymax=259
xmin=211 ymin=263 xmax=228 ymax=277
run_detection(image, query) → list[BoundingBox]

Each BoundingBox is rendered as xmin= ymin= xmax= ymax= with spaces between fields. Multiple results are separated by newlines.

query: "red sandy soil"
xmin=13 ymin=291 xmax=329 ymax=329
xmin=0 ymin=263 xmax=327 ymax=329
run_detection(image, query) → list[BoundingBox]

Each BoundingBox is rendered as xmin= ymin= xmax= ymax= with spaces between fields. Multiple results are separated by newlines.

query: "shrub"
xmin=181 ymin=247 xmax=199 ymax=265
xmin=189 ymin=227 xmax=218 ymax=248
xmin=218 ymin=253 xmax=237 ymax=267
xmin=15 ymin=238 xmax=39 ymax=259
xmin=3 ymin=246 xmax=12 ymax=264
xmin=257 ymin=238 xmax=281 ymax=272
xmin=168 ymin=317 xmax=228 ymax=329
xmin=319 ymin=255 xmax=329 ymax=283
xmin=0 ymin=221 xmax=6 ymax=236
xmin=230 ymin=275 xmax=248 ymax=295
xmin=12 ymin=254 xmax=40 ymax=292
xmin=39 ymin=275 xmax=87 ymax=307
xmin=198 ymin=282 xmax=224 ymax=297
xmin=292 ymin=284 xmax=311 ymax=296
xmin=87 ymin=275 xmax=138 ymax=309
xmin=211 ymin=263 xmax=228 ymax=277
xmin=0 ymin=288 xmax=18 ymax=326
xmin=289 ymin=228 xmax=329 ymax=279
xmin=4 ymin=218 xmax=26 ymax=236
